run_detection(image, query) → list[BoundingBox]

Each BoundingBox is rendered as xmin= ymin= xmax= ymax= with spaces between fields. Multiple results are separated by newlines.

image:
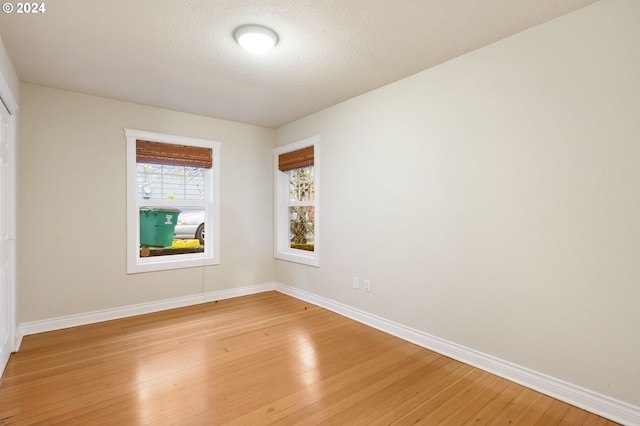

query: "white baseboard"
xmin=15 ymin=281 xmax=639 ymax=425
xmin=18 ymin=282 xmax=277 ymax=340
xmin=275 ymin=283 xmax=640 ymax=426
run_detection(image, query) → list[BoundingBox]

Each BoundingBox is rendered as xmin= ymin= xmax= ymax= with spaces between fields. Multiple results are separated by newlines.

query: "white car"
xmin=173 ymin=210 xmax=204 ymax=244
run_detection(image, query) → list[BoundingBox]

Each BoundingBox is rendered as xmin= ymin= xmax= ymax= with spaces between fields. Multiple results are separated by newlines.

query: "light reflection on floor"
xmin=296 ymin=333 xmax=319 ymax=387
xmin=134 ymin=344 xmax=209 ymax=422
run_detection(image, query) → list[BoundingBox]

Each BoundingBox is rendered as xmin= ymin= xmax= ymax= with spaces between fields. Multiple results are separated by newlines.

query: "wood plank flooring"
xmin=0 ymin=291 xmax=618 ymax=425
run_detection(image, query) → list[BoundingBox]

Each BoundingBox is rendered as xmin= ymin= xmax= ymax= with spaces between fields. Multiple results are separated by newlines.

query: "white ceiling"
xmin=0 ymin=0 xmax=597 ymax=128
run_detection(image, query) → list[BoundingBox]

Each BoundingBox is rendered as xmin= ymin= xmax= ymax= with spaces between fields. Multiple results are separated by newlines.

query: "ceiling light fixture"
xmin=235 ymin=25 xmax=278 ymax=55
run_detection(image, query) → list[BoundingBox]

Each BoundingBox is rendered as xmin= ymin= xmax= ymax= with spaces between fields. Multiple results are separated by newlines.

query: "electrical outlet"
xmin=364 ymin=279 xmax=370 ymax=292
xmin=353 ymin=277 xmax=359 ymax=289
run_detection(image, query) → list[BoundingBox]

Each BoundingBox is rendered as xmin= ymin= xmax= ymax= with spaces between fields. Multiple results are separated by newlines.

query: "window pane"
xmin=139 ymin=206 xmax=205 ymax=257
xmin=289 ymin=166 xmax=314 ymax=202
xmin=137 ymin=163 xmax=205 ymax=202
xmin=289 ymin=206 xmax=314 ymax=251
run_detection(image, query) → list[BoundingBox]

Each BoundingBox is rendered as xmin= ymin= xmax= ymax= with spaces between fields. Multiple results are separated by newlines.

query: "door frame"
xmin=0 ymin=67 xmax=18 ymax=375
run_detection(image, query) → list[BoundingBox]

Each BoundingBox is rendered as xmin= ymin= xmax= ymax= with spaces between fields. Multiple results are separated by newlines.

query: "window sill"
xmin=127 ymin=252 xmax=219 ymax=274
xmin=275 ymin=249 xmax=319 ymax=267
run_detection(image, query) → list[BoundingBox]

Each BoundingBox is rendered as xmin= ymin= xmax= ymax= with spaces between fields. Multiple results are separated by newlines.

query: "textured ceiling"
xmin=0 ymin=0 xmax=597 ymax=128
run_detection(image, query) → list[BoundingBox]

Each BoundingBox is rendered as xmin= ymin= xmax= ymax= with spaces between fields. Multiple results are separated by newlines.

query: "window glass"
xmin=137 ymin=163 xmax=205 ymax=202
xmin=288 ymin=166 xmax=315 ymax=252
xmin=289 ymin=166 xmax=314 ymax=202
xmin=289 ymin=206 xmax=315 ymax=251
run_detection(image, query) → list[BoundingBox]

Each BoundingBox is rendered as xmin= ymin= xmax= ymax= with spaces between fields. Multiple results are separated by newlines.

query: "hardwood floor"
xmin=0 ymin=291 xmax=618 ymax=425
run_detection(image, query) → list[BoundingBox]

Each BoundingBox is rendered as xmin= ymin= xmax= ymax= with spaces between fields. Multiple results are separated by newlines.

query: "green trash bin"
xmin=139 ymin=208 xmax=181 ymax=247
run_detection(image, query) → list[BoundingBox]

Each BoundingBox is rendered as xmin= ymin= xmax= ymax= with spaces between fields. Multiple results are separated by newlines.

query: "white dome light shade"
xmin=235 ymin=25 xmax=278 ymax=55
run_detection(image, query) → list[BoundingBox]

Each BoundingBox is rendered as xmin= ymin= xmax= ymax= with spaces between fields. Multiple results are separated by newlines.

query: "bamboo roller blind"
xmin=136 ymin=140 xmax=212 ymax=168
xmin=278 ymin=146 xmax=314 ymax=171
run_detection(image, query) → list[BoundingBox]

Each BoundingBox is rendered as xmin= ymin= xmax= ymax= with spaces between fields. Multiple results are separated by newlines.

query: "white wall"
xmin=275 ymin=0 xmax=640 ymax=408
xmin=17 ymin=84 xmax=275 ymax=323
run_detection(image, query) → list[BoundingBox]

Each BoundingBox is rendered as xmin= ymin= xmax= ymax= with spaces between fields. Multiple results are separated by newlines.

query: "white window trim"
xmin=274 ymin=135 xmax=320 ymax=267
xmin=125 ymin=128 xmax=221 ymax=274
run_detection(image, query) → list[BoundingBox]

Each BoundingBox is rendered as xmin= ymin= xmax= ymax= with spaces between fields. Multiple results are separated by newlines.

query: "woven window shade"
xmin=278 ymin=146 xmax=314 ymax=172
xmin=136 ymin=140 xmax=212 ymax=168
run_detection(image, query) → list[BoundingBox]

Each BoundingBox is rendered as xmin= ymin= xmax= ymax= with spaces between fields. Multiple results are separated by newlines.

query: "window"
xmin=125 ymin=129 xmax=220 ymax=274
xmin=274 ymin=136 xmax=320 ymax=266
